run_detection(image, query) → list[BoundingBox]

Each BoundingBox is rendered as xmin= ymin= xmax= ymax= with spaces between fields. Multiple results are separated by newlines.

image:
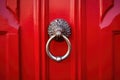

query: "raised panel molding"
xmin=7 ymin=0 xmax=18 ymax=16
xmin=0 ymin=0 xmax=19 ymax=29
xmin=100 ymin=0 xmax=120 ymax=28
xmin=100 ymin=0 xmax=113 ymax=19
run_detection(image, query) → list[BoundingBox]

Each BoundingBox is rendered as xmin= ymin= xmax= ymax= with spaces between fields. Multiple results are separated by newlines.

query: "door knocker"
xmin=46 ymin=19 xmax=71 ymax=62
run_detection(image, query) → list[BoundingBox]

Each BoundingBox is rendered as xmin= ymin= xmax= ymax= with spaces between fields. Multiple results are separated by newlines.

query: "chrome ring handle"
xmin=46 ymin=34 xmax=71 ymax=61
xmin=46 ymin=19 xmax=71 ymax=62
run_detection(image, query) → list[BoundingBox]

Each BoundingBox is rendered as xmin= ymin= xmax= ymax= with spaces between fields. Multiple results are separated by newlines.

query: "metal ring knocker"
xmin=46 ymin=19 xmax=71 ymax=62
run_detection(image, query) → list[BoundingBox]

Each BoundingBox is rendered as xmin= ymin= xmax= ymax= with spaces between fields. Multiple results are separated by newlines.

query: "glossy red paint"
xmin=0 ymin=0 xmax=19 ymax=80
xmin=0 ymin=0 xmax=120 ymax=80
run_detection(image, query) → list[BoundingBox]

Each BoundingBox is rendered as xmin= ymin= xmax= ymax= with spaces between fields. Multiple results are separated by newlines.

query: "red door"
xmin=0 ymin=0 xmax=120 ymax=80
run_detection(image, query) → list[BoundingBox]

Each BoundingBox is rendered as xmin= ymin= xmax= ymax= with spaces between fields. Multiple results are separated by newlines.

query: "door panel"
xmin=0 ymin=1 xmax=19 ymax=80
xmin=40 ymin=0 xmax=80 ymax=79
xmin=47 ymin=0 xmax=77 ymax=80
xmin=99 ymin=0 xmax=120 ymax=79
